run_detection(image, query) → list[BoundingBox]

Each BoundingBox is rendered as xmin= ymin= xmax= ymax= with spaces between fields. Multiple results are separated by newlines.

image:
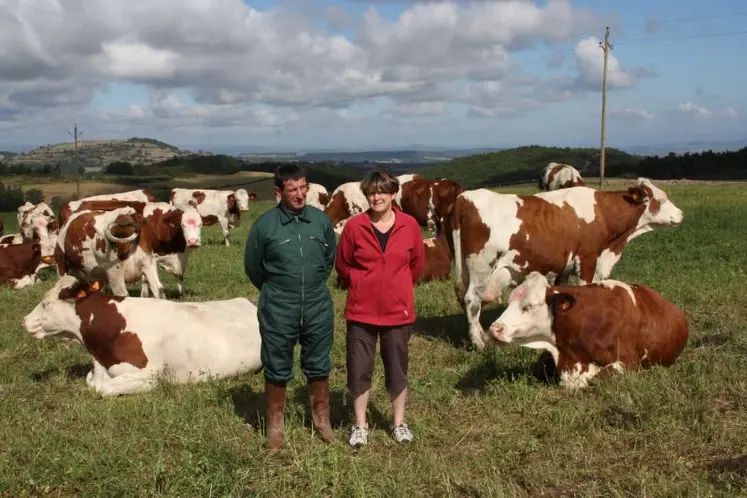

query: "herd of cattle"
xmin=1 ymin=161 xmax=690 ymax=395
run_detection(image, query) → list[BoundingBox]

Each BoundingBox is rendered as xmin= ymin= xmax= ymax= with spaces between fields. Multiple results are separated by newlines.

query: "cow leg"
xmin=140 ymin=275 xmax=151 ymax=297
xmin=94 ymin=370 xmax=159 ymax=397
xmin=86 ymin=359 xmax=110 ymax=387
xmin=142 ymin=263 xmax=164 ymax=299
xmin=220 ymin=217 xmax=231 ymax=247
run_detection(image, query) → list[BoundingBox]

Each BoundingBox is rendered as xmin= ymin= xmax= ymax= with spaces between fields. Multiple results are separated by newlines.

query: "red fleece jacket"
xmin=335 ymin=208 xmax=425 ymax=326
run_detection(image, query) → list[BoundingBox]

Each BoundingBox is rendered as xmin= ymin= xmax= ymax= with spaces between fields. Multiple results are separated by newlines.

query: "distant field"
xmin=1 ymin=182 xmax=746 ymax=496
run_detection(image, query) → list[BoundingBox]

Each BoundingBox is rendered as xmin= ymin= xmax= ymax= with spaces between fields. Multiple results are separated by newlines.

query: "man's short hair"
xmin=360 ymin=170 xmax=400 ymax=197
xmin=274 ymin=164 xmax=307 ymax=190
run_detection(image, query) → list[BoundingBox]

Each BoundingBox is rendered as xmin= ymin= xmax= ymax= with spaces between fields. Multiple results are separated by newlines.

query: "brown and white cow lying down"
xmin=418 ymin=235 xmax=452 ymax=284
xmin=60 ymin=200 xmax=203 ymax=296
xmin=450 ymin=177 xmax=684 ymax=349
xmin=23 ymin=276 xmax=263 ymax=397
xmin=489 ymin=272 xmax=689 ymax=390
xmin=8 ymin=202 xmax=59 ymax=258
xmin=58 ymin=189 xmax=156 ymax=226
xmin=169 ymin=188 xmax=242 ymax=246
xmin=539 ymin=162 xmax=585 ymax=191
xmin=0 ymin=242 xmax=55 ymax=289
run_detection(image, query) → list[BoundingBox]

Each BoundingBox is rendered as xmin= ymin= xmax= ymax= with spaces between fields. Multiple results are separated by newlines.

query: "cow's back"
xmin=630 ymin=283 xmax=689 ymax=366
xmin=0 ymin=242 xmax=41 ymax=283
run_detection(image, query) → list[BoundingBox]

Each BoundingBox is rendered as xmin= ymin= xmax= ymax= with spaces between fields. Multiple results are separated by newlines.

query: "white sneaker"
xmin=392 ymin=423 xmax=413 ymax=444
xmin=349 ymin=425 xmax=369 ymax=448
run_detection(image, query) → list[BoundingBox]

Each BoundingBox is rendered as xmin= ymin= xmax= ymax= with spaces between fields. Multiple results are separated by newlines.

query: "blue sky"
xmin=0 ymin=0 xmax=744 ymax=152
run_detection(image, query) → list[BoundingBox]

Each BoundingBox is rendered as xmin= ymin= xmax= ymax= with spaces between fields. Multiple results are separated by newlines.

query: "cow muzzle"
xmin=187 ymin=239 xmax=201 ymax=248
xmin=489 ymin=323 xmax=507 ymax=342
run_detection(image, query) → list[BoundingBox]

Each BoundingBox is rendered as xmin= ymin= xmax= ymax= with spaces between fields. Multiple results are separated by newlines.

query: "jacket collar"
xmin=277 ymin=203 xmax=310 ymax=224
xmin=364 ymin=205 xmax=405 ymax=230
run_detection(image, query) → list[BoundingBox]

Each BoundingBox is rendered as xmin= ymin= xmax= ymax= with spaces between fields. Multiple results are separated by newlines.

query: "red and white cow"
xmin=398 ymin=178 xmax=464 ymax=234
xmin=275 ymin=182 xmax=329 ymax=211
xmin=55 ymin=207 xmax=163 ymax=298
xmin=489 ymin=272 xmax=689 ymax=390
xmin=23 ymin=275 xmax=263 ymax=397
xmin=16 ymin=201 xmax=59 ymax=257
xmin=324 ymin=181 xmax=370 ymax=234
xmin=61 ymin=199 xmax=203 ymax=297
xmin=170 ymin=188 xmax=241 ymax=246
xmin=59 ymin=189 xmax=156 ymax=226
xmin=539 ymin=162 xmax=585 ymax=191
xmin=418 ymin=235 xmax=452 ymax=284
xmin=449 ymin=177 xmax=684 ymax=349
xmin=248 ymin=192 xmax=258 ymax=202
xmin=235 ymin=189 xmax=250 ymax=211
xmin=0 ymin=242 xmax=55 ymax=289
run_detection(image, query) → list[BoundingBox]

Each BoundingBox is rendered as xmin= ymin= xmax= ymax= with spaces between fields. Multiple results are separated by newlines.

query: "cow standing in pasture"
xmin=324 ymin=181 xmax=370 ymax=234
xmin=61 ymin=199 xmax=203 ymax=297
xmin=169 ymin=188 xmax=241 ymax=246
xmin=489 ymin=272 xmax=689 ymax=390
xmin=0 ymin=242 xmax=55 ymax=289
xmin=59 ymin=189 xmax=156 ymax=226
xmin=23 ymin=275 xmax=263 ymax=397
xmin=235 ymin=189 xmax=251 ymax=211
xmin=449 ymin=177 xmax=684 ymax=349
xmin=539 ymin=162 xmax=585 ymax=191
xmin=398 ymin=178 xmax=465 ymax=235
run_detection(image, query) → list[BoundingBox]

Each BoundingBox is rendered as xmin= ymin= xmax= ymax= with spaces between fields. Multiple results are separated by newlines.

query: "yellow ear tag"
xmin=76 ymin=289 xmax=87 ymax=298
xmin=90 ymin=281 xmax=101 ymax=291
xmin=561 ymin=300 xmax=571 ymax=311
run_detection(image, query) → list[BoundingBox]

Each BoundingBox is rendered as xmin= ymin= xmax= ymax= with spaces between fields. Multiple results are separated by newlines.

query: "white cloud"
xmin=610 ymin=108 xmax=655 ymax=121
xmin=574 ymin=36 xmax=634 ymax=90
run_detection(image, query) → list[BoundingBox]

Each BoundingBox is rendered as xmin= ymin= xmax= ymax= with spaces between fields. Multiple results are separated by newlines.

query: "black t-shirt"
xmin=372 ymin=223 xmax=393 ymax=252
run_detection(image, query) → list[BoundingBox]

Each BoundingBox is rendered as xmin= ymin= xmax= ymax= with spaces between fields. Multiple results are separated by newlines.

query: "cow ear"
xmin=626 ymin=186 xmax=647 ymax=204
xmin=549 ymin=292 xmax=576 ymax=315
xmin=58 ymin=282 xmax=89 ymax=301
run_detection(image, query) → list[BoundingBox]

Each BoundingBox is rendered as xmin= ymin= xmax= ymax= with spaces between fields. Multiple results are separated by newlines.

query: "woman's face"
xmin=367 ymin=190 xmax=394 ymax=214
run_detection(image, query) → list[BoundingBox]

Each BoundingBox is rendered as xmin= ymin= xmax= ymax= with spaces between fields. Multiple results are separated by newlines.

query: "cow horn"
xmin=104 ymin=221 xmax=139 ymax=243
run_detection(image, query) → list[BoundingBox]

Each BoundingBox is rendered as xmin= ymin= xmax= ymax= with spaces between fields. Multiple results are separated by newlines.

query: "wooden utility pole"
xmin=68 ymin=123 xmax=82 ymax=199
xmin=599 ymin=26 xmax=611 ymax=190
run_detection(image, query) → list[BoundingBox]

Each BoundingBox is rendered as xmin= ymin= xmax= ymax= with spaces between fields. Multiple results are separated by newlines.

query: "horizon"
xmin=1 ymin=0 xmax=745 ymax=150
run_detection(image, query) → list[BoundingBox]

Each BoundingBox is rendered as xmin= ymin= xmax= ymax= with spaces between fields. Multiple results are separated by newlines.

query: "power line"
xmin=613 ymin=11 xmax=747 ymax=30
xmin=615 ymin=29 xmax=747 ymax=46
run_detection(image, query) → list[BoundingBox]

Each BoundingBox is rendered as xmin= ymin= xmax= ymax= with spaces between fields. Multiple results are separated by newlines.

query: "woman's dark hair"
xmin=274 ymin=164 xmax=307 ymax=190
xmin=360 ymin=170 xmax=399 ymax=196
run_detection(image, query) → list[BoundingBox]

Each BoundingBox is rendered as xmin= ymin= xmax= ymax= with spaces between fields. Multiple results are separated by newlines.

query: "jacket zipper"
xmin=297 ymin=221 xmax=304 ymax=327
xmin=270 ymin=238 xmax=291 ymax=248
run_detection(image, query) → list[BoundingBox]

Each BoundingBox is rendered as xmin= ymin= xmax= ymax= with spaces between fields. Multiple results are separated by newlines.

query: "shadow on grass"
xmin=455 ymin=350 xmax=558 ymax=395
xmin=413 ymin=307 xmax=506 ymax=349
xmin=229 ymin=385 xmax=265 ymax=429
xmin=292 ymin=386 xmax=391 ymax=432
xmin=31 ymin=361 xmax=90 ymax=382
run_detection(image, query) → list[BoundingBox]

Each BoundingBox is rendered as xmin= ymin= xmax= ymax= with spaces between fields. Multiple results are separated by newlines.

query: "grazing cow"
xmin=59 ymin=189 xmax=156 ymax=226
xmin=62 ymin=199 xmax=203 ymax=296
xmin=450 ymin=177 xmax=684 ymax=349
xmin=539 ymin=162 xmax=585 ymax=191
xmin=23 ymin=275 xmax=263 ymax=397
xmin=324 ymin=181 xmax=370 ymax=234
xmin=275 ymin=182 xmax=329 ymax=211
xmin=399 ymin=178 xmax=465 ymax=234
xmin=489 ymin=272 xmax=689 ymax=390
xmin=418 ymin=235 xmax=452 ymax=283
xmin=0 ymin=242 xmax=55 ymax=289
xmin=169 ymin=188 xmax=240 ymax=246
xmin=55 ymin=206 xmax=164 ymax=299
xmin=235 ymin=188 xmax=251 ymax=211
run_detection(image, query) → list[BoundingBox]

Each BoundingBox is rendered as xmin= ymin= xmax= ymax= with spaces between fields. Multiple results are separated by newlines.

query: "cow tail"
xmin=443 ymin=196 xmax=465 ymax=301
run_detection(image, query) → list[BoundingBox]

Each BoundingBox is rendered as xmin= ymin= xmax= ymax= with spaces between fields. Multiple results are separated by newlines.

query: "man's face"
xmin=277 ymin=178 xmax=309 ymax=211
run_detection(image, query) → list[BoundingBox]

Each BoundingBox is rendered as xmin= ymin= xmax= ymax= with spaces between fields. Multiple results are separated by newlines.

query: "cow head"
xmin=489 ymin=272 xmax=566 ymax=354
xmin=180 ymin=206 xmax=203 ymax=248
xmin=23 ymin=275 xmax=102 ymax=341
xmin=626 ymin=178 xmax=684 ymax=230
xmin=234 ymin=189 xmax=250 ymax=211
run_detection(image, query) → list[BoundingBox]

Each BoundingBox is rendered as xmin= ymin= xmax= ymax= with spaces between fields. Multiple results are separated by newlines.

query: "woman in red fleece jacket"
xmin=335 ymin=170 xmax=425 ymax=448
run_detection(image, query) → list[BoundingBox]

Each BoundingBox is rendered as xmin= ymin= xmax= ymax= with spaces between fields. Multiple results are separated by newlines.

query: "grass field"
xmin=1 ymin=182 xmax=747 ymax=497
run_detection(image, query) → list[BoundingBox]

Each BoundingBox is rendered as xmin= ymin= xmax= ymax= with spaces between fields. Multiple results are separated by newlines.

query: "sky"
xmin=0 ymin=0 xmax=745 ymax=152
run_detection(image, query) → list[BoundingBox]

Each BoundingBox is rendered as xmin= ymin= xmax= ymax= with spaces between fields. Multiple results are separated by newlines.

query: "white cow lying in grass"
xmin=23 ymin=275 xmax=263 ymax=397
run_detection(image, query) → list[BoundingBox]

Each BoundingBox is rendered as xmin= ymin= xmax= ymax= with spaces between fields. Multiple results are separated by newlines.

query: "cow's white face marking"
xmin=180 ymin=206 xmax=203 ymax=247
xmin=489 ymin=272 xmax=557 ymax=361
xmin=634 ymin=178 xmax=684 ymax=233
xmin=23 ymin=276 xmax=83 ymax=340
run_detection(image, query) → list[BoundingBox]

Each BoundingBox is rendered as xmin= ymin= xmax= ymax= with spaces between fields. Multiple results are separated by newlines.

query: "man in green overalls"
xmin=244 ymin=164 xmax=337 ymax=451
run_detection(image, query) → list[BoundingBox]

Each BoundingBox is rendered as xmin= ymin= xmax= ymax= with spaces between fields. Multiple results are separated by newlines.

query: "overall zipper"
xmin=297 ymin=219 xmax=305 ymax=327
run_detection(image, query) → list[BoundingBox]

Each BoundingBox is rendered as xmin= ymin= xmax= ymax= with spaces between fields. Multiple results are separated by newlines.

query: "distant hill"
xmin=3 ymin=137 xmax=193 ymax=171
xmin=420 ymin=145 xmax=641 ymax=188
